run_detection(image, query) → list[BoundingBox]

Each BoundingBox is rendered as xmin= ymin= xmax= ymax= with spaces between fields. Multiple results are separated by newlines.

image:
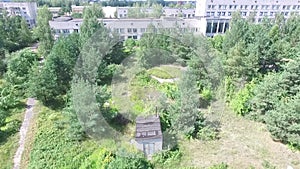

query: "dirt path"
xmin=13 ymin=98 xmax=36 ymax=169
xmin=181 ymin=100 xmax=300 ymax=168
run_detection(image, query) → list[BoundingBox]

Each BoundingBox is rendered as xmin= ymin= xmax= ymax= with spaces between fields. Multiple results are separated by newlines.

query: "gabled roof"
xmin=135 ymin=115 xmax=162 ymax=140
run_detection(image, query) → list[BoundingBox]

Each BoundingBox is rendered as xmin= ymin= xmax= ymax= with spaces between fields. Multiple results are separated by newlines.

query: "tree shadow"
xmin=0 ymin=119 xmax=22 ymax=145
xmin=107 ymin=113 xmax=133 ymax=133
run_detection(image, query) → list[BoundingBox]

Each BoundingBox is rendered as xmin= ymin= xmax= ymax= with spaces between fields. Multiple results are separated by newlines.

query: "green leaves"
xmin=34 ymin=5 xmax=53 ymax=57
xmin=265 ymin=92 xmax=300 ymax=148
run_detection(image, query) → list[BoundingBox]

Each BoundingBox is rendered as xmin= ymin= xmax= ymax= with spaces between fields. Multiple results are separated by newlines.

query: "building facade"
xmin=196 ymin=0 xmax=300 ymax=36
xmin=49 ymin=17 xmax=202 ymax=40
xmin=0 ymin=2 xmax=37 ymax=28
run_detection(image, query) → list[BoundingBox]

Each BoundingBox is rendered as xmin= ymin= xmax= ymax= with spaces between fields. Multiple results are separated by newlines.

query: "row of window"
xmin=55 ymin=29 xmax=70 ymax=34
xmin=206 ymin=11 xmax=297 ymax=17
xmin=114 ymin=27 xmax=200 ymax=34
xmin=206 ymin=22 xmax=229 ymax=34
xmin=208 ymin=4 xmax=300 ymax=10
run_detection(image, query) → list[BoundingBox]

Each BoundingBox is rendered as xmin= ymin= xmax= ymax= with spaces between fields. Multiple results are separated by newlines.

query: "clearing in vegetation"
xmin=180 ymin=100 xmax=300 ymax=168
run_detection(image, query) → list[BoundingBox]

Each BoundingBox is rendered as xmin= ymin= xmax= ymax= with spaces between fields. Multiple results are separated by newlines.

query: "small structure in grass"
xmin=135 ymin=114 xmax=163 ymax=158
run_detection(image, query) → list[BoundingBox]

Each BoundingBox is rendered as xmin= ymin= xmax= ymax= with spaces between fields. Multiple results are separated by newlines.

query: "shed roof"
xmin=135 ymin=115 xmax=162 ymax=140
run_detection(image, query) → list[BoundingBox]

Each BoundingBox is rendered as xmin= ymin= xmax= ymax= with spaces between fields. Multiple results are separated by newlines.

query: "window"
xmin=287 ymin=5 xmax=291 ymax=10
xmin=208 ymin=5 xmax=212 ymax=9
xmin=217 ymin=12 xmax=221 ymax=16
xmin=119 ymin=14 xmax=123 ymax=17
xmin=133 ymin=28 xmax=137 ymax=33
xmin=229 ymin=5 xmax=233 ymax=9
xmin=270 ymin=12 xmax=274 ymax=16
xmin=293 ymin=5 xmax=297 ymax=9
xmin=264 ymin=12 xmax=268 ymax=16
xmin=22 ymin=7 xmax=26 ymax=10
xmin=266 ymin=5 xmax=269 ymax=9
xmin=272 ymin=5 xmax=276 ymax=9
xmin=206 ymin=12 xmax=210 ymax=16
xmin=127 ymin=28 xmax=132 ymax=33
xmin=218 ymin=22 xmax=224 ymax=33
xmin=62 ymin=29 xmax=69 ymax=34
xmin=228 ymin=12 xmax=231 ymax=16
xmin=259 ymin=12 xmax=263 ymax=16
xmin=221 ymin=12 xmax=225 ymax=16
xmin=245 ymin=5 xmax=248 ymax=9
xmin=283 ymin=5 xmax=286 ymax=10
xmin=206 ymin=22 xmax=212 ymax=33
xmin=285 ymin=12 xmax=289 ymax=16
xmin=212 ymin=5 xmax=216 ymax=9
xmin=251 ymin=5 xmax=255 ymax=9
xmin=212 ymin=23 xmax=218 ymax=33
xmin=240 ymin=5 xmax=244 ymax=9
xmin=242 ymin=12 xmax=247 ymax=16
xmin=120 ymin=28 xmax=125 ymax=33
xmin=211 ymin=12 xmax=215 ymax=16
xmin=140 ymin=28 xmax=146 ymax=33
xmin=133 ymin=35 xmax=138 ymax=40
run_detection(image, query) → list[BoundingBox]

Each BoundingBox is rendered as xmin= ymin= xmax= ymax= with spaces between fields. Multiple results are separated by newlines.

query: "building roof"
xmin=135 ymin=115 xmax=162 ymax=141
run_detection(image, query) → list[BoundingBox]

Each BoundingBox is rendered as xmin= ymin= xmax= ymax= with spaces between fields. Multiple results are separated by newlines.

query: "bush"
xmin=230 ymin=80 xmax=255 ymax=116
xmin=108 ymin=155 xmax=153 ymax=169
xmin=152 ymin=148 xmax=182 ymax=168
xmin=196 ymin=126 xmax=218 ymax=141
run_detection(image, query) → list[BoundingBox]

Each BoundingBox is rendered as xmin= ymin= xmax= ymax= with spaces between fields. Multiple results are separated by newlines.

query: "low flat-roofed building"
xmin=49 ymin=17 xmax=202 ymax=40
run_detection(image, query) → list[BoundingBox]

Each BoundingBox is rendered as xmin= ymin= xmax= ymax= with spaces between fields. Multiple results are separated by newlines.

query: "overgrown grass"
xmin=27 ymin=107 xmax=99 ymax=169
xmin=0 ymin=106 xmax=25 ymax=169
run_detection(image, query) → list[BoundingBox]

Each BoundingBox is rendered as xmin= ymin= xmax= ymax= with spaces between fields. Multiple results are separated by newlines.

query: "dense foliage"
xmin=220 ymin=13 xmax=300 ymax=148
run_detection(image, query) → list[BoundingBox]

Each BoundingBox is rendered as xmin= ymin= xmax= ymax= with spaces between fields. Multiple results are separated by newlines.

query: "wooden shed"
xmin=135 ymin=115 xmax=163 ymax=157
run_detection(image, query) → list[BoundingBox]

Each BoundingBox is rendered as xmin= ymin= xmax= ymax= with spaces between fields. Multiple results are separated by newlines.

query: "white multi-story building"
xmin=49 ymin=17 xmax=202 ymax=40
xmin=196 ymin=0 xmax=300 ymax=36
xmin=0 ymin=2 xmax=37 ymax=28
xmin=50 ymin=0 xmax=300 ymax=38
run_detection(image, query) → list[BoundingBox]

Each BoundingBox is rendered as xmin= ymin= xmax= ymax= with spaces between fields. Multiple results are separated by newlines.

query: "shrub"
xmin=196 ymin=126 xmax=218 ymax=141
xmin=230 ymin=80 xmax=255 ymax=116
xmin=152 ymin=148 xmax=182 ymax=168
xmin=108 ymin=155 xmax=153 ymax=169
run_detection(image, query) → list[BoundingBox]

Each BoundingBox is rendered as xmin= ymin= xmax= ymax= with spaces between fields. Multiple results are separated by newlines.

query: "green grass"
xmin=27 ymin=107 xmax=99 ymax=169
xmin=148 ymin=65 xmax=183 ymax=79
xmin=0 ymin=106 xmax=25 ymax=169
xmin=148 ymin=68 xmax=174 ymax=79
